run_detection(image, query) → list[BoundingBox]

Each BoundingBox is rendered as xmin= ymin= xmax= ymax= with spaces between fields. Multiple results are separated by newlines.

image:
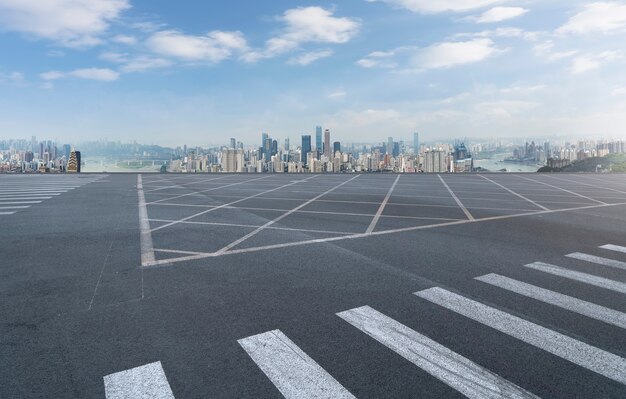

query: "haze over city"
xmin=1 ymin=0 xmax=626 ymax=145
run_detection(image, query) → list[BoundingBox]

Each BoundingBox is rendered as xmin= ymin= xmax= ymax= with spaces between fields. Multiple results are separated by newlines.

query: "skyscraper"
xmin=301 ymin=135 xmax=311 ymax=165
xmin=324 ymin=129 xmax=331 ymax=158
xmin=315 ymin=126 xmax=322 ymax=152
xmin=67 ymin=148 xmax=80 ymax=173
xmin=333 ymin=141 xmax=341 ymax=155
xmin=285 ymin=137 xmax=290 ymax=152
xmin=387 ymin=137 xmax=393 ymax=156
xmin=413 ymin=132 xmax=419 ymax=154
xmin=230 ymin=138 xmax=236 ymax=149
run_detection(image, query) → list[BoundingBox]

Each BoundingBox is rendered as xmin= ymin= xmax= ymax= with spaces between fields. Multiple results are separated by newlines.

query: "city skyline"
xmin=0 ymin=1 xmax=625 ymax=145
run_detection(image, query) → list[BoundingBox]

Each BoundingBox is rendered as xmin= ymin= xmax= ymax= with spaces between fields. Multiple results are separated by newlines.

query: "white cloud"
xmin=612 ymin=86 xmax=626 ymax=96
xmin=39 ymin=71 xmax=64 ymax=80
xmin=412 ymin=38 xmax=501 ymax=69
xmin=558 ymin=2 xmax=626 ymax=35
xmin=570 ymin=51 xmax=620 ymax=74
xmin=0 ymin=0 xmax=130 ymax=47
xmin=456 ymin=27 xmax=540 ymax=40
xmin=69 ymin=68 xmax=119 ymax=81
xmin=471 ymin=7 xmax=528 ymax=23
xmin=121 ymin=57 xmax=172 ymax=73
xmin=0 ymin=70 xmax=24 ymax=84
xmin=532 ymin=40 xmax=578 ymax=62
xmin=328 ymin=91 xmax=347 ymax=99
xmin=112 ymin=34 xmax=137 ymax=45
xmin=288 ymin=49 xmax=333 ymax=66
xmin=40 ymin=68 xmax=119 ymax=81
xmin=147 ymin=30 xmax=247 ymax=62
xmin=242 ymin=7 xmax=359 ymax=62
xmin=99 ymin=52 xmax=128 ymax=63
xmin=366 ymin=0 xmax=503 ymax=13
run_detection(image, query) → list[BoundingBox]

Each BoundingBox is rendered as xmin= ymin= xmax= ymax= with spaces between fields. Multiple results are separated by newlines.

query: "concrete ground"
xmin=1 ymin=172 xmax=625 ymax=398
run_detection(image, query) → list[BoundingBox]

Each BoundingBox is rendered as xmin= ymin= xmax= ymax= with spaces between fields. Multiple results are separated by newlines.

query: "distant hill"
xmin=538 ymin=154 xmax=626 ymax=173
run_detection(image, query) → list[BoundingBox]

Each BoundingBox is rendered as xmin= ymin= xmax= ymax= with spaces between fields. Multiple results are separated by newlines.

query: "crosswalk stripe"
xmin=415 ymin=287 xmax=626 ymax=385
xmin=566 ymin=252 xmax=626 ymax=270
xmin=476 ymin=274 xmax=626 ymax=329
xmin=103 ymin=361 xmax=175 ymax=399
xmin=0 ymin=206 xmax=30 ymax=210
xmin=601 ymin=244 xmax=626 ymax=254
xmin=0 ymin=201 xmax=42 ymax=205
xmin=0 ymin=212 xmax=16 ymax=215
xmin=524 ymin=262 xmax=626 ymax=294
xmin=0 ymin=197 xmax=53 ymax=200
xmin=238 ymin=329 xmax=355 ymax=399
xmin=337 ymin=306 xmax=539 ymax=399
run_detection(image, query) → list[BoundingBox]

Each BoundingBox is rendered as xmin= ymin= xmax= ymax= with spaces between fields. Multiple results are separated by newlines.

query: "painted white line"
xmin=478 ymin=175 xmax=550 ymax=211
xmin=144 ymin=175 xmax=232 ymax=193
xmin=476 ymin=274 xmax=626 ymax=329
xmin=216 ymin=175 xmax=361 ymax=253
xmin=542 ymin=174 xmax=626 ymax=195
xmin=238 ymin=329 xmax=355 ymax=399
xmin=338 ymin=306 xmax=539 ymax=399
xmin=103 ymin=361 xmax=175 ymax=399
xmin=0 ymin=201 xmax=42 ymax=205
xmin=566 ymin=252 xmax=626 ymax=271
xmin=0 ymin=211 xmax=16 ymax=215
xmin=137 ymin=175 xmax=156 ymax=267
xmin=525 ymin=262 xmax=626 ymax=294
xmin=366 ymin=175 xmax=400 ymax=234
xmin=148 ymin=175 xmax=274 ymax=205
xmin=147 ymin=218 xmax=355 ymax=235
xmin=415 ymin=287 xmax=626 ymax=384
xmin=144 ymin=201 xmax=626 ymax=267
xmin=0 ymin=196 xmax=55 ymax=199
xmin=0 ymin=206 xmax=30 ymax=210
xmin=154 ymin=248 xmax=214 ymax=256
xmin=516 ymin=175 xmax=607 ymax=205
xmin=0 ymin=189 xmax=70 ymax=193
xmin=148 ymin=176 xmax=317 ymax=234
xmin=438 ymin=175 xmax=475 ymax=221
xmin=600 ymin=244 xmax=626 ymax=254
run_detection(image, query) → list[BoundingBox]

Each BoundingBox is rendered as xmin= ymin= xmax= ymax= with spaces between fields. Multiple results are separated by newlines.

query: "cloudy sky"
xmin=0 ymin=0 xmax=625 ymax=146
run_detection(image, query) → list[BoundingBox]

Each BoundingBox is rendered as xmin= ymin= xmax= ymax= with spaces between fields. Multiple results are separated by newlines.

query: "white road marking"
xmin=566 ymin=252 xmax=626 ymax=270
xmin=476 ymin=274 xmax=626 ymax=329
xmin=542 ymin=174 xmax=626 ymax=195
xmin=600 ymin=244 xmax=626 ymax=254
xmin=515 ymin=175 xmax=607 ymax=205
xmin=0 ymin=201 xmax=42 ymax=205
xmin=137 ymin=175 xmax=156 ymax=267
xmin=525 ymin=262 xmax=626 ymax=294
xmin=366 ymin=175 xmax=400 ymax=234
xmin=0 ymin=211 xmax=16 ymax=215
xmin=147 ymin=175 xmax=274 ymax=205
xmin=438 ymin=175 xmax=475 ymax=221
xmin=338 ymin=306 xmax=539 ymax=399
xmin=478 ymin=175 xmax=550 ymax=211
xmin=415 ymin=287 xmax=626 ymax=384
xmin=216 ymin=175 xmax=361 ymax=253
xmin=103 ymin=361 xmax=175 ymax=399
xmin=148 ymin=218 xmax=355 ymax=235
xmin=238 ymin=329 xmax=355 ymax=399
xmin=143 ymin=175 xmax=231 ymax=193
xmin=0 ymin=196 xmax=55 ymax=199
xmin=145 ymin=201 xmax=626 ymax=267
xmin=217 ymin=175 xmax=361 ymax=254
xmin=0 ymin=206 xmax=30 ymax=210
xmin=148 ymin=176 xmax=318 ymax=234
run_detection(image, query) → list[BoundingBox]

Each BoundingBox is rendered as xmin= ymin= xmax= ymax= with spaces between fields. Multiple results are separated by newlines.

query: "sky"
xmin=0 ymin=0 xmax=626 ymax=146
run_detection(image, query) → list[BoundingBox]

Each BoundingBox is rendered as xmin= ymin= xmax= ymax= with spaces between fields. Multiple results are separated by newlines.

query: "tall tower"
xmin=301 ymin=135 xmax=311 ymax=165
xmin=324 ymin=129 xmax=331 ymax=158
xmin=413 ymin=132 xmax=419 ymax=154
xmin=315 ymin=126 xmax=322 ymax=152
xmin=67 ymin=148 xmax=79 ymax=173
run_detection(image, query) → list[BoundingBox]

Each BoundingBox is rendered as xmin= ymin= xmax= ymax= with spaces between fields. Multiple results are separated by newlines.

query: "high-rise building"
xmin=264 ymin=137 xmax=272 ymax=160
xmin=387 ymin=137 xmax=393 ymax=156
xmin=413 ymin=132 xmax=419 ymax=154
xmin=324 ymin=129 xmax=331 ymax=158
xmin=284 ymin=137 xmax=290 ymax=152
xmin=230 ymin=138 xmax=236 ymax=149
xmin=301 ymin=135 xmax=312 ymax=165
xmin=272 ymin=140 xmax=278 ymax=156
xmin=67 ymin=149 xmax=81 ymax=173
xmin=315 ymin=126 xmax=322 ymax=152
xmin=333 ymin=141 xmax=341 ymax=154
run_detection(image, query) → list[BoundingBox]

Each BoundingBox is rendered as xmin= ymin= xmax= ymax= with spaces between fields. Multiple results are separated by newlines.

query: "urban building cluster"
xmin=0 ymin=137 xmax=81 ymax=173
xmin=170 ymin=129 xmax=475 ymax=174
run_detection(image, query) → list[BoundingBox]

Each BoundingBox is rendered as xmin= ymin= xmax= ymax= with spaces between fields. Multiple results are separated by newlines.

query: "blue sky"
xmin=0 ymin=0 xmax=625 ymax=146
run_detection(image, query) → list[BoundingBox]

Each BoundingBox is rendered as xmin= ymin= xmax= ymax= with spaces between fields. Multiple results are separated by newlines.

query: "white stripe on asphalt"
xmin=478 ymin=175 xmax=550 ymax=211
xmin=524 ymin=262 xmax=626 ymax=294
xmin=103 ymin=361 xmax=174 ymax=399
xmin=0 ymin=206 xmax=30 ymax=210
xmin=0 ymin=201 xmax=42 ymax=205
xmin=0 ymin=197 xmax=53 ymax=201
xmin=0 ymin=212 xmax=16 ymax=215
xmin=566 ymin=252 xmax=626 ymax=271
xmin=366 ymin=175 xmax=401 ymax=234
xmin=238 ymin=329 xmax=355 ymax=399
xmin=476 ymin=274 xmax=626 ymax=329
xmin=337 ymin=306 xmax=539 ymax=399
xmin=415 ymin=287 xmax=626 ymax=384
xmin=438 ymin=175 xmax=475 ymax=221
xmin=600 ymin=244 xmax=626 ymax=254
xmin=137 ymin=175 xmax=156 ymax=267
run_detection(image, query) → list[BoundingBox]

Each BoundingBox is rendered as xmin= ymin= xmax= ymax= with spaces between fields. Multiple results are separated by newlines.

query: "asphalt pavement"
xmin=1 ymin=172 xmax=626 ymax=398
